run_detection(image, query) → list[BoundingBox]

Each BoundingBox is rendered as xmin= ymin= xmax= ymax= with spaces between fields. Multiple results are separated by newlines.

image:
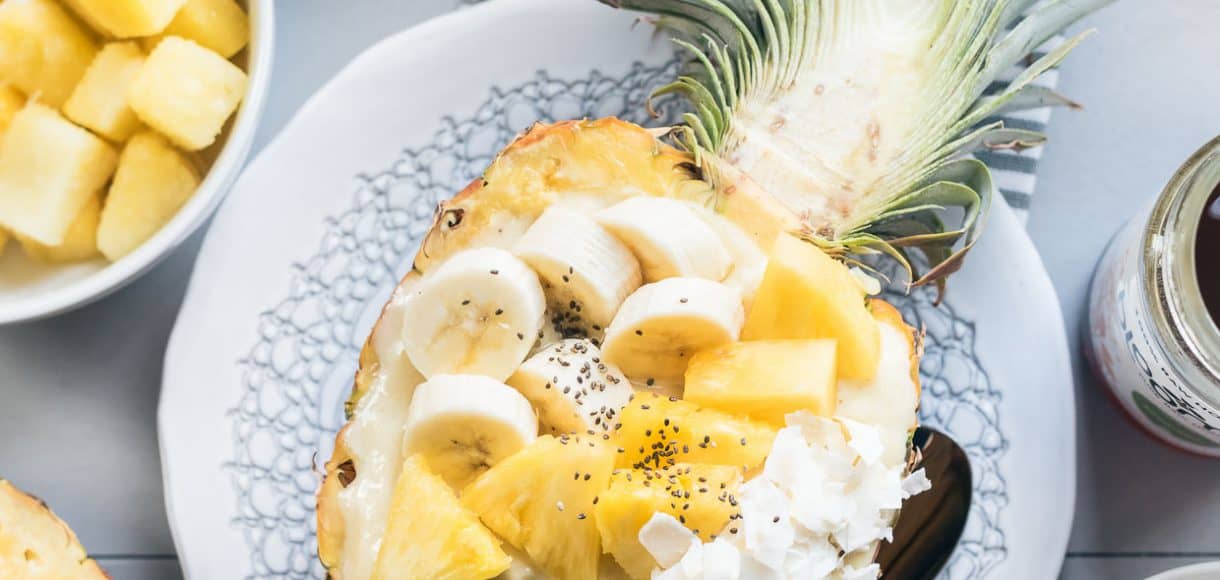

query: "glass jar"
xmin=1085 ymin=135 xmax=1220 ymax=455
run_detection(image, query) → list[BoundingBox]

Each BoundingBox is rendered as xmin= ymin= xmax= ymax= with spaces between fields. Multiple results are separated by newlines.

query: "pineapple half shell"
xmin=317 ymin=119 xmax=921 ymax=579
xmin=0 ymin=479 xmax=108 ymax=579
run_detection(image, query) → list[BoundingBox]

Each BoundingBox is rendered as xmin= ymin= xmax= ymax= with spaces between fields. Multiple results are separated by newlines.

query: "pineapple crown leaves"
xmin=604 ymin=0 xmax=1113 ymax=294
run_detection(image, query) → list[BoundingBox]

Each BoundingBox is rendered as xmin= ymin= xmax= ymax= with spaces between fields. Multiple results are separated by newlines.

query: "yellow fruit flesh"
xmin=62 ymin=0 xmax=187 ymax=37
xmin=0 ymin=103 xmax=117 ymax=245
xmin=462 ymin=435 xmax=615 ymax=580
xmin=0 ymin=85 xmax=24 ymax=133
xmin=0 ymin=480 xmax=107 ymax=579
xmin=371 ymin=455 xmax=510 ymax=580
xmin=128 ymin=36 xmax=249 ymax=151
xmin=64 ymin=42 xmax=147 ymax=143
xmin=684 ymin=339 xmax=838 ymax=425
xmin=0 ymin=0 xmax=99 ymax=108
xmin=595 ymin=464 xmax=743 ymax=579
xmin=17 ymin=195 xmax=101 ymax=263
xmin=152 ymin=0 xmax=249 ymax=59
xmin=742 ymin=233 xmax=880 ymax=381
xmin=614 ymin=393 xmax=776 ymax=471
xmin=97 ymin=131 xmax=200 ymax=260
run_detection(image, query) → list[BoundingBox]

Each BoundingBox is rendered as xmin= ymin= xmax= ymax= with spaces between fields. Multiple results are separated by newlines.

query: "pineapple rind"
xmin=0 ymin=479 xmax=108 ymax=579
xmin=317 ymin=119 xmax=920 ymax=578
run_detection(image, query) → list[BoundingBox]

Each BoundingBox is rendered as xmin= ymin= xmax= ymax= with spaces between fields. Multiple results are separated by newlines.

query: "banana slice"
xmin=601 ymin=277 xmax=745 ymax=385
xmin=401 ymin=374 xmax=538 ymax=488
xmin=596 ymin=197 xmax=733 ymax=282
xmin=507 ymin=338 xmax=634 ymax=435
xmin=513 ymin=207 xmax=642 ymax=337
xmin=400 ymin=247 xmax=546 ymax=381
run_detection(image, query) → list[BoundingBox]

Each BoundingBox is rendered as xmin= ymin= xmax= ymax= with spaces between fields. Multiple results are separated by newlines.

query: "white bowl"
xmin=1148 ymin=562 xmax=1220 ymax=580
xmin=0 ymin=0 xmax=275 ymax=325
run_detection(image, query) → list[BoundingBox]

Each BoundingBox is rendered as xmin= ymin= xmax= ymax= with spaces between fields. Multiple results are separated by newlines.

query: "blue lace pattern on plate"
xmin=226 ymin=60 xmax=1008 ymax=580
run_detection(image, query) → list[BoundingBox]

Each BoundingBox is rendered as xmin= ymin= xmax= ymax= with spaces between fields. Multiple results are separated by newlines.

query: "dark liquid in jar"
xmin=1199 ymin=182 xmax=1220 ymax=325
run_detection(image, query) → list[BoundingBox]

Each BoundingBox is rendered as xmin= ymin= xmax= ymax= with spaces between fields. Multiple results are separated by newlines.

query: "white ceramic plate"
xmin=159 ymin=1 xmax=1075 ymax=578
xmin=0 ymin=0 xmax=274 ymax=325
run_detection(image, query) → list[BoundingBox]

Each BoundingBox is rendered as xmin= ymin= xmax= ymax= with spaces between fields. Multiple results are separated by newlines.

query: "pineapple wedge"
xmin=0 ymin=103 xmax=117 ymax=245
xmin=614 ymin=393 xmax=776 ymax=471
xmin=371 ymin=454 xmax=510 ymax=580
xmin=0 ymin=480 xmax=107 ymax=579
xmin=97 ymin=131 xmax=200 ymax=260
xmin=0 ymin=85 xmax=23 ymax=133
xmin=128 ymin=37 xmax=248 ymax=151
xmin=17 ymin=195 xmax=102 ymax=263
xmin=0 ymin=229 xmax=9 ymax=255
xmin=146 ymin=0 xmax=249 ymax=59
xmin=742 ymin=233 xmax=881 ymax=381
xmin=684 ymin=339 xmax=838 ymax=425
xmin=463 ymin=435 xmax=615 ymax=580
xmin=0 ymin=0 xmax=99 ymax=108
xmin=62 ymin=0 xmax=187 ymax=38
xmin=595 ymin=464 xmax=743 ymax=579
xmin=64 ymin=42 xmax=147 ymax=143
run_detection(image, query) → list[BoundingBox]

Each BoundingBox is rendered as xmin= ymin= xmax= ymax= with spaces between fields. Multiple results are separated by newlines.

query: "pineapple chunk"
xmin=463 ymin=435 xmax=615 ymax=580
xmin=685 ymin=340 xmax=838 ymax=425
xmin=614 ymin=393 xmax=776 ymax=471
xmin=0 ymin=480 xmax=108 ymax=579
xmin=61 ymin=0 xmax=187 ymax=38
xmin=97 ymin=132 xmax=199 ymax=260
xmin=64 ymin=42 xmax=146 ymax=142
xmin=0 ymin=85 xmax=24 ymax=133
xmin=146 ymin=0 xmax=249 ymax=59
xmin=0 ymin=228 xmax=9 ymax=255
xmin=742 ymin=233 xmax=881 ymax=381
xmin=595 ymin=464 xmax=743 ymax=579
xmin=0 ymin=0 xmax=99 ymax=107
xmin=0 ymin=103 xmax=117 ymax=245
xmin=17 ymin=195 xmax=101 ymax=263
xmin=128 ymin=37 xmax=248 ymax=151
xmin=371 ymin=455 xmax=510 ymax=580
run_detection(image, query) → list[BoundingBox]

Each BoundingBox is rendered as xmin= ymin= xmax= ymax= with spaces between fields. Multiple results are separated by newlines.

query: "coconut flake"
xmin=841 ymin=563 xmax=881 ymax=579
xmin=740 ymin=478 xmax=796 ymax=570
xmin=641 ymin=512 xmax=698 ymax=568
xmin=902 ymin=468 xmax=932 ymax=497
xmin=840 ymin=418 xmax=884 ymax=465
xmin=702 ymin=538 xmax=742 ymax=580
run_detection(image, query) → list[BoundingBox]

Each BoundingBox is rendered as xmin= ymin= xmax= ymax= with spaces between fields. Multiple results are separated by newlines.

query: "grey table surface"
xmin=0 ymin=1 xmax=1217 ymax=579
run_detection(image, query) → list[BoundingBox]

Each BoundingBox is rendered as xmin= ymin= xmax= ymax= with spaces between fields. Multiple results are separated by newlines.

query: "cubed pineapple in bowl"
xmin=129 ymin=37 xmax=249 ymax=151
xmin=61 ymin=0 xmax=187 ymax=38
xmin=64 ymin=42 xmax=147 ymax=143
xmin=0 ymin=0 xmax=99 ymax=108
xmin=145 ymin=0 xmax=250 ymax=59
xmin=0 ymin=0 xmax=272 ymax=324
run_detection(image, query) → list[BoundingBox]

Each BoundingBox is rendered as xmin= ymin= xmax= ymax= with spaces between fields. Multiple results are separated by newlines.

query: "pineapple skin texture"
xmin=684 ymin=339 xmax=838 ymax=425
xmin=462 ymin=435 xmax=616 ymax=580
xmin=0 ymin=0 xmax=99 ymax=108
xmin=371 ymin=455 xmax=510 ymax=580
xmin=128 ymin=36 xmax=249 ymax=151
xmin=317 ymin=119 xmax=919 ymax=578
xmin=97 ymin=131 xmax=200 ymax=260
xmin=0 ymin=480 xmax=108 ymax=579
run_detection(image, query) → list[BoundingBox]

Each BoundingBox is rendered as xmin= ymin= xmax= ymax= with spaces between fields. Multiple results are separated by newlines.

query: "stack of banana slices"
xmin=397 ymin=197 xmax=760 ymax=484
